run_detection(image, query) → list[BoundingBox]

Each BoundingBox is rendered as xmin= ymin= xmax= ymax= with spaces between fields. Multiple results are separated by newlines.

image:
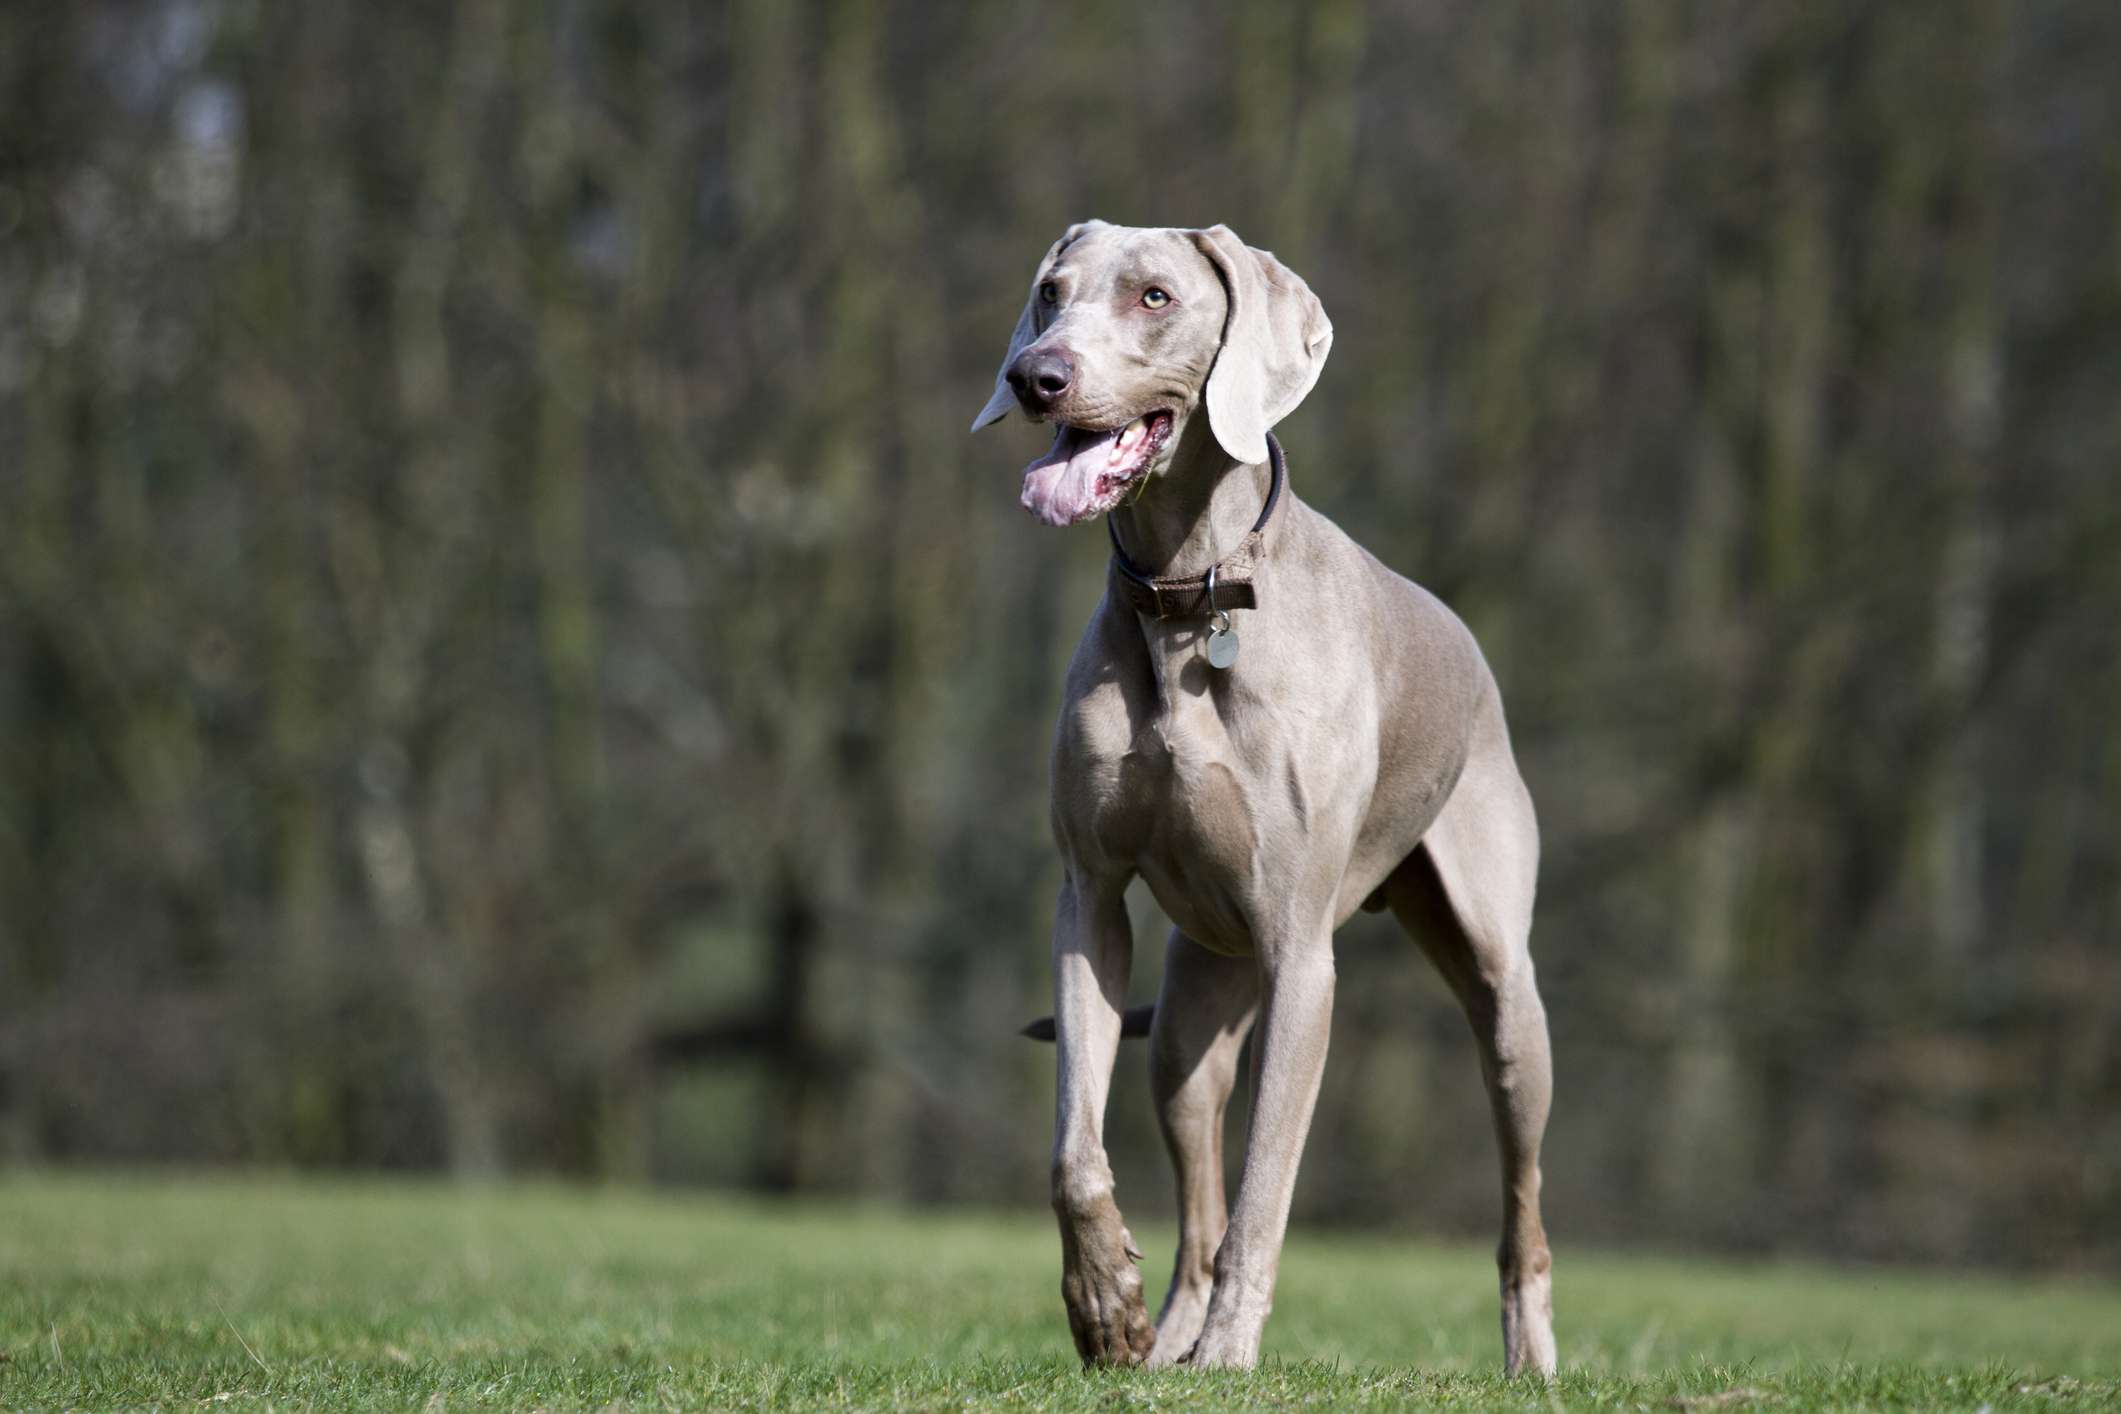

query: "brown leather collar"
xmin=1106 ymin=434 xmax=1288 ymax=620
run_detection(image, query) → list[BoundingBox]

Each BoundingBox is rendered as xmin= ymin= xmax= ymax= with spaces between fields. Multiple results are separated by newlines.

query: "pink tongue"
xmin=1021 ymin=426 xmax=1126 ymax=526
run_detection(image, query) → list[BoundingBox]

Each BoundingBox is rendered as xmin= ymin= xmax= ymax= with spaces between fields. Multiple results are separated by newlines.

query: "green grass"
xmin=2 ymin=1173 xmax=2116 ymax=1409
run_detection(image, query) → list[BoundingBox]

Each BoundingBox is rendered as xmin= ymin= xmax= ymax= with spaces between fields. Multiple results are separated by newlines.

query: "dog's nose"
xmin=1006 ymin=347 xmax=1075 ymax=411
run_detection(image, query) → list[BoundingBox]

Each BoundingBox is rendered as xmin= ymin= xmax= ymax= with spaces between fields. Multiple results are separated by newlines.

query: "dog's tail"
xmin=1019 ymin=1004 xmax=1156 ymax=1041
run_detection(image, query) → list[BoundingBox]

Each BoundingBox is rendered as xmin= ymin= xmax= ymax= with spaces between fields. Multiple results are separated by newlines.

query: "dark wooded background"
xmin=3 ymin=0 xmax=2117 ymax=1270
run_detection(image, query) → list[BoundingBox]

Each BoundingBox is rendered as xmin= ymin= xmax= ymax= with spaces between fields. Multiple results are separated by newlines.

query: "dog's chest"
xmin=1087 ymin=710 xmax=1269 ymax=952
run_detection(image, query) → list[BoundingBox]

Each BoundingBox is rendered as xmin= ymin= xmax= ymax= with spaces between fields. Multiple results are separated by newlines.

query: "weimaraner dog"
xmin=973 ymin=220 xmax=1557 ymax=1375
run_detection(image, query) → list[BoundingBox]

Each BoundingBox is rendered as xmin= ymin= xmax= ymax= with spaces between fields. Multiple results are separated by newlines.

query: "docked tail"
xmin=1019 ymin=1004 xmax=1156 ymax=1041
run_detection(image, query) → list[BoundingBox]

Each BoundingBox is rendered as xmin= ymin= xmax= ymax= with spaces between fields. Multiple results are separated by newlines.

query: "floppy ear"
xmin=970 ymin=219 xmax=1109 ymax=432
xmin=1186 ymin=225 xmax=1333 ymax=464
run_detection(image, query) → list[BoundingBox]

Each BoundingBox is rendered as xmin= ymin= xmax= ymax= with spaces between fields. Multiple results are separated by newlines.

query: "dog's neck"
xmin=1107 ymin=421 xmax=1276 ymax=581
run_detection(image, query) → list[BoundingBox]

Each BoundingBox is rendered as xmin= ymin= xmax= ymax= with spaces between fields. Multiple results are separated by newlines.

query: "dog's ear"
xmin=970 ymin=219 xmax=1110 ymax=432
xmin=1186 ymin=225 xmax=1333 ymax=464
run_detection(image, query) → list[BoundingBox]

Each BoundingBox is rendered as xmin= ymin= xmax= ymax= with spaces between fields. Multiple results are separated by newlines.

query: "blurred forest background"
xmin=3 ymin=0 xmax=2118 ymax=1273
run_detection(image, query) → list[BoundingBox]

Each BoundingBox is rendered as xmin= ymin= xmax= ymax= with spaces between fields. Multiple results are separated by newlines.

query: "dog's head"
xmin=972 ymin=221 xmax=1332 ymax=527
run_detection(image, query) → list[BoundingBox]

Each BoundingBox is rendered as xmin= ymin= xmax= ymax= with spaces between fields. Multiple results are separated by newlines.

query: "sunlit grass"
xmin=2 ymin=1171 xmax=2115 ymax=1408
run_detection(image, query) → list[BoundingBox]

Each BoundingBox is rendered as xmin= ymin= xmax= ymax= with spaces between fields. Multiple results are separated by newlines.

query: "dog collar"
xmin=1105 ymin=434 xmax=1287 ymax=620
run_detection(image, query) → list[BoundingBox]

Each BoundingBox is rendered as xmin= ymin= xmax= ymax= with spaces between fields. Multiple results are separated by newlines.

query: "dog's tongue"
xmin=1021 ymin=425 xmax=1128 ymax=527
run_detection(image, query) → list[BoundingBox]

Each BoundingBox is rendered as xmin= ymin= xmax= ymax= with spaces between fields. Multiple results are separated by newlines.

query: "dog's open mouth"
xmin=1020 ymin=411 xmax=1174 ymax=526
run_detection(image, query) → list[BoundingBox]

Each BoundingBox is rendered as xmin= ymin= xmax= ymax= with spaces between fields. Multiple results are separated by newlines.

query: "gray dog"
xmin=974 ymin=221 xmax=1556 ymax=1375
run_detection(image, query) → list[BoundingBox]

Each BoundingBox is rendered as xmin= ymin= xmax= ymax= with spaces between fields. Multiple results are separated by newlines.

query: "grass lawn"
xmin=1 ymin=1172 xmax=2116 ymax=1409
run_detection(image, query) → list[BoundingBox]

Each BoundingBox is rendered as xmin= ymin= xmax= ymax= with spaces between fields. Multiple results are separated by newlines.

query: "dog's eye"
xmin=1039 ymin=282 xmax=1059 ymax=304
xmin=1142 ymin=287 xmax=1171 ymax=310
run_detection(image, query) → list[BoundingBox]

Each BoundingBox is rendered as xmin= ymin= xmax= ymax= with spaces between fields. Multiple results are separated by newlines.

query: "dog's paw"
xmin=1184 ymin=1302 xmax=1264 ymax=1371
xmin=1184 ymin=1325 xmax=1260 ymax=1370
xmin=1147 ymin=1274 xmax=1214 ymax=1367
xmin=1500 ymin=1265 xmax=1557 ymax=1377
xmin=1059 ymin=1211 xmax=1154 ymax=1367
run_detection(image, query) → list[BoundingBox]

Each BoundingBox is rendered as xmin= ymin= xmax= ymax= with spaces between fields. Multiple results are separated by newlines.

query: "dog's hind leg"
xmin=1380 ymin=703 xmax=1557 ymax=1377
xmin=1145 ymin=930 xmax=1258 ymax=1366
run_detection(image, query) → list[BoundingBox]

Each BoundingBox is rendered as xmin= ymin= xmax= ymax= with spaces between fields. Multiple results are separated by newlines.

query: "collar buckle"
xmin=1106 ymin=433 xmax=1286 ymax=622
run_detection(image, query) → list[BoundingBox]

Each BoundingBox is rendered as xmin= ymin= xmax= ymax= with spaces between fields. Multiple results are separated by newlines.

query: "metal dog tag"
xmin=1206 ymin=610 xmax=1239 ymax=670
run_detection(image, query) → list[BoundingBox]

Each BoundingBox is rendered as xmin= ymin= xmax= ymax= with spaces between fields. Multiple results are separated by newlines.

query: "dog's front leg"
xmin=1049 ymin=874 xmax=1156 ymax=1367
xmin=1186 ymin=936 xmax=1336 ymax=1369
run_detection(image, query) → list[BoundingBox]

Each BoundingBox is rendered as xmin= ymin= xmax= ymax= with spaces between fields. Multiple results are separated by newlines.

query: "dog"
xmin=974 ymin=221 xmax=1556 ymax=1375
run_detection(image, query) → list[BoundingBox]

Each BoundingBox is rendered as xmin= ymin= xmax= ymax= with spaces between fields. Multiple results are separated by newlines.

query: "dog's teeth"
xmin=1120 ymin=417 xmax=1145 ymax=447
